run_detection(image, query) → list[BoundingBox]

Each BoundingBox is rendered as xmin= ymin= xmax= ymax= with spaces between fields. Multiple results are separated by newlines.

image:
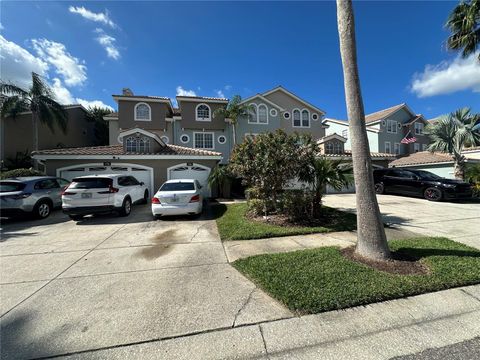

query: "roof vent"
xmin=122 ymin=88 xmax=134 ymax=96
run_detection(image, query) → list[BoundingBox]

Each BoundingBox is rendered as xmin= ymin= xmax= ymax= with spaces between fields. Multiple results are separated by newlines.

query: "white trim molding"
xmin=160 ymin=135 xmax=169 ymax=144
xmin=34 ymin=154 xmax=223 ymax=161
xmin=239 ymin=94 xmax=284 ymax=111
xmin=195 ymin=103 xmax=212 ymax=122
xmin=217 ymin=135 xmax=227 ymax=144
xmin=180 ymin=134 xmax=190 ymax=144
xmin=117 ymin=128 xmax=166 ymax=147
xmin=134 ymin=102 xmax=152 ymax=122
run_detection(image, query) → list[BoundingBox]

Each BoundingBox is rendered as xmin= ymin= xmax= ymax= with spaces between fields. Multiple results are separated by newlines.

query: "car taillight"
xmin=189 ymin=194 xmax=200 ymax=203
xmin=151 ymin=197 xmax=161 ymax=204
xmin=61 ymin=186 xmax=74 ymax=196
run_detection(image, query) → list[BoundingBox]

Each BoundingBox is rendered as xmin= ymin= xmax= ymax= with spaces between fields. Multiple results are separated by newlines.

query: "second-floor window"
xmin=293 ymin=109 xmax=310 ymax=128
xmin=415 ymin=122 xmax=424 ymax=135
xmin=135 ymin=103 xmax=151 ymax=121
xmin=196 ymin=104 xmax=211 ymax=121
xmin=194 ymin=132 xmax=214 ymax=149
xmin=258 ymin=104 xmax=268 ymax=124
xmin=385 ymin=141 xmax=391 ymax=154
xmin=386 ymin=119 xmax=397 ymax=133
xmin=301 ymin=110 xmax=310 ymax=127
xmin=293 ymin=110 xmax=301 ymax=127
xmin=126 ymin=136 xmax=150 ymax=153
xmin=394 ymin=143 xmax=400 ymax=155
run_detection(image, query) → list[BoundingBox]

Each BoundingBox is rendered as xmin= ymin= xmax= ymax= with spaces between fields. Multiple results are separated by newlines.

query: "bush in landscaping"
xmin=0 ymin=168 xmax=43 ymax=179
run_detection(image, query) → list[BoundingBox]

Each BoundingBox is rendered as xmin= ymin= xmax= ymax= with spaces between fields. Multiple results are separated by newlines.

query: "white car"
xmin=151 ymin=179 xmax=203 ymax=219
xmin=62 ymin=174 xmax=149 ymax=220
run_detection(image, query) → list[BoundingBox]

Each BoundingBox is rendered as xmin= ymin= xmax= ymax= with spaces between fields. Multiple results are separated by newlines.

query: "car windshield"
xmin=415 ymin=171 xmax=442 ymax=180
xmin=160 ymin=182 xmax=195 ymax=191
xmin=0 ymin=182 xmax=26 ymax=192
xmin=70 ymin=178 xmax=113 ymax=189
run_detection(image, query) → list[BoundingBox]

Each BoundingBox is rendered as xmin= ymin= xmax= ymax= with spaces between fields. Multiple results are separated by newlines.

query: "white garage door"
xmin=168 ymin=164 xmax=211 ymax=197
xmin=58 ymin=163 xmax=154 ymax=194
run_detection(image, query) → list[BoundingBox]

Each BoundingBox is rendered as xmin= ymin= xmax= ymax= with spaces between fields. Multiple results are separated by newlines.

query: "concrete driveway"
xmin=0 ymin=205 xmax=291 ymax=359
xmin=323 ymin=194 xmax=480 ymax=250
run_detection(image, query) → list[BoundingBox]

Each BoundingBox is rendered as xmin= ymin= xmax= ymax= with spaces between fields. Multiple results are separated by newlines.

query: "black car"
xmin=373 ymin=168 xmax=472 ymax=201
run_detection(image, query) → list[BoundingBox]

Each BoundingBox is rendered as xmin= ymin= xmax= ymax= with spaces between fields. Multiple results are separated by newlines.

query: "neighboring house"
xmin=236 ymin=86 xmax=327 ymax=144
xmin=323 ymin=103 xmax=431 ymax=155
xmin=0 ymin=105 xmax=95 ymax=168
xmin=389 ymin=150 xmax=480 ymax=179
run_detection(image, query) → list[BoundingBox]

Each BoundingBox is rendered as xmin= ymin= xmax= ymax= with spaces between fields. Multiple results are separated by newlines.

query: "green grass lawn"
xmin=233 ymin=237 xmax=480 ymax=314
xmin=213 ymin=202 xmax=357 ymax=240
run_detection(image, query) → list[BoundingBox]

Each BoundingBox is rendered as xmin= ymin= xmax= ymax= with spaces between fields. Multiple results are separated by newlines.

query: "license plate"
xmin=170 ymin=197 xmax=178 ymax=202
xmin=81 ymin=193 xmax=92 ymax=199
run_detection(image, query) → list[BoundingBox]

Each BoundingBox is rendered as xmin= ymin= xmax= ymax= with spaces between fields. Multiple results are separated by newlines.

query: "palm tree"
xmin=298 ymin=157 xmax=352 ymax=218
xmin=426 ymin=108 xmax=480 ymax=179
xmin=1 ymin=72 xmax=68 ymax=168
xmin=445 ymin=0 xmax=480 ymax=61
xmin=208 ymin=164 xmax=233 ymax=198
xmin=336 ymin=0 xmax=391 ymax=260
xmin=213 ymin=95 xmax=254 ymax=146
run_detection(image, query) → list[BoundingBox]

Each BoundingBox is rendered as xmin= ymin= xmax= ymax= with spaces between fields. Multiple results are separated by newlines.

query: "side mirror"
xmin=140 ymin=182 xmax=145 ymax=186
xmin=198 ymin=185 xmax=203 ymax=189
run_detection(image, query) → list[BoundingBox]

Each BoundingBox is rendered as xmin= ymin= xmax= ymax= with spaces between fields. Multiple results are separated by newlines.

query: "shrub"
xmin=0 ymin=168 xmax=43 ymax=179
xmin=280 ymin=189 xmax=315 ymax=222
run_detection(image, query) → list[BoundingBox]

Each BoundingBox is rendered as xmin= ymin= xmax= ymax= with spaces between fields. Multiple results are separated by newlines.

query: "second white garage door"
xmin=168 ymin=163 xmax=211 ymax=196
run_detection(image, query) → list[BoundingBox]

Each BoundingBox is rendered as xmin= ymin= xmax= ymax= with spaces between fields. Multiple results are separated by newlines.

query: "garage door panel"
xmin=168 ymin=164 xmax=211 ymax=197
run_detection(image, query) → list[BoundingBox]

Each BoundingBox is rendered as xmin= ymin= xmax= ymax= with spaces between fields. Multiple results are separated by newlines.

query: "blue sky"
xmin=1 ymin=1 xmax=479 ymax=119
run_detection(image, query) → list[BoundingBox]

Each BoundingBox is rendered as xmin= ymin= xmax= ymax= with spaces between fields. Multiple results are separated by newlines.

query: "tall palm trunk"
xmin=453 ymin=154 xmax=466 ymax=180
xmin=336 ymin=0 xmax=390 ymax=260
xmin=32 ymin=111 xmax=39 ymax=169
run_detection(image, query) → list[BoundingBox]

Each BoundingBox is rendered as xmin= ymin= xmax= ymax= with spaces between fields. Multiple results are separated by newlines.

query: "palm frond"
xmin=37 ymin=95 xmax=68 ymax=134
xmin=0 ymin=82 xmax=29 ymax=97
xmin=30 ymin=72 xmax=54 ymax=98
xmin=1 ymin=96 xmax=29 ymax=118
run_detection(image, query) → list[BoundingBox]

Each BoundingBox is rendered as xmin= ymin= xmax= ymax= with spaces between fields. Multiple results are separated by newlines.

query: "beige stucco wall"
xmin=177 ymin=101 xmax=227 ymax=130
xmin=43 ymin=158 xmax=219 ymax=191
xmin=2 ymin=107 xmax=95 ymax=164
xmin=118 ymin=100 xmax=171 ymax=131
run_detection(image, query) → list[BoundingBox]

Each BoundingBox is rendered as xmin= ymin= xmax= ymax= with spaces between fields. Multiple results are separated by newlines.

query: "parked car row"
xmin=1 ymin=175 xmax=204 ymax=221
xmin=1 ymin=168 xmax=473 ymax=221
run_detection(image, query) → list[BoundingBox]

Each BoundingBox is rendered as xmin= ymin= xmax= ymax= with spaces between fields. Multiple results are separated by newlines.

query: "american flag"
xmin=401 ymin=131 xmax=417 ymax=144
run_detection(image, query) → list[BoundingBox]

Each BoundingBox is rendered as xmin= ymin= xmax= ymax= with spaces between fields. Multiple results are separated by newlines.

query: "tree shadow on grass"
xmin=394 ymin=247 xmax=480 ymax=261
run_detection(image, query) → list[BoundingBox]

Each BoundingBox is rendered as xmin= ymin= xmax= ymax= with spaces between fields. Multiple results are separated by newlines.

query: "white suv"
xmin=62 ymin=174 xmax=149 ymax=220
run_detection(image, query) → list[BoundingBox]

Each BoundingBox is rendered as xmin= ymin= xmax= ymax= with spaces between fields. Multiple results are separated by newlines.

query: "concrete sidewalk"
xmin=57 ymin=284 xmax=480 ymax=359
xmin=224 ymin=227 xmax=419 ymax=262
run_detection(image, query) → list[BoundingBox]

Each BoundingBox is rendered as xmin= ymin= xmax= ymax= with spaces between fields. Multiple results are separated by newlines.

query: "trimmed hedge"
xmin=0 ymin=168 xmax=44 ymax=179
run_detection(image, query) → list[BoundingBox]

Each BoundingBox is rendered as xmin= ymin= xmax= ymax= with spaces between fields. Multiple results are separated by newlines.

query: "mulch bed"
xmin=341 ymin=246 xmax=430 ymax=275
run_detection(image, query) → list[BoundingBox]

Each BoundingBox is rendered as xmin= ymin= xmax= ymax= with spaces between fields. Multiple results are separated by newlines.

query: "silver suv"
xmin=0 ymin=176 xmax=70 ymax=219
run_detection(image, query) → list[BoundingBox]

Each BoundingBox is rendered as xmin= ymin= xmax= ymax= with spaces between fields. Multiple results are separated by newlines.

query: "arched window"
xmin=126 ymin=136 xmax=137 ymax=152
xmin=196 ymin=104 xmax=211 ymax=121
xmin=301 ymin=110 xmax=310 ymax=127
xmin=293 ymin=109 xmax=301 ymax=127
xmin=248 ymin=103 xmax=257 ymax=123
xmin=325 ymin=142 xmax=334 ymax=154
xmin=258 ymin=104 xmax=268 ymax=124
xmin=135 ymin=103 xmax=151 ymax=121
xmin=138 ymin=137 xmax=150 ymax=153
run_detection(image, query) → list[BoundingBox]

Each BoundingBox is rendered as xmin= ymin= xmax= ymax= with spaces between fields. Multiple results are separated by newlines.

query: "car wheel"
xmin=142 ymin=190 xmax=149 ymax=204
xmin=119 ymin=197 xmax=132 ymax=216
xmin=374 ymin=183 xmax=385 ymax=194
xmin=424 ymin=187 xmax=443 ymax=201
xmin=69 ymin=215 xmax=84 ymax=221
xmin=33 ymin=200 xmax=52 ymax=219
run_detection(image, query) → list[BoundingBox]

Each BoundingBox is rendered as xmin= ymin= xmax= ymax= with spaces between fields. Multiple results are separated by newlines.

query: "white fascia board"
xmin=239 ymin=94 xmax=284 ymax=111
xmin=32 ymin=154 xmax=223 ymax=161
xmin=176 ymin=97 xmax=229 ymax=104
xmin=389 ymin=161 xmax=454 ymax=168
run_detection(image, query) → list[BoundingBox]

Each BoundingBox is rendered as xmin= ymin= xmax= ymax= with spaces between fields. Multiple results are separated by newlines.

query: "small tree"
xmin=298 ymin=157 xmax=352 ymax=218
xmin=208 ymin=165 xmax=233 ymax=198
xmin=229 ymin=130 xmax=315 ymax=215
xmin=86 ymin=106 xmax=112 ymax=146
xmin=213 ymin=95 xmax=254 ymax=145
xmin=426 ymin=108 xmax=480 ymax=179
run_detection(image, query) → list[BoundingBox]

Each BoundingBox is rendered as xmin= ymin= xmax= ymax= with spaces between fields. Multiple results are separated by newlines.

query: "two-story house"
xmin=323 ymin=103 xmax=431 ymax=155
xmin=32 ymin=89 xmax=224 ymax=196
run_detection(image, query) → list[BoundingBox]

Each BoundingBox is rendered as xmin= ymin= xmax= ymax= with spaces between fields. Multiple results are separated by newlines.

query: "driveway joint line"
xmin=232 ymin=286 xmax=257 ymax=327
xmin=460 ymin=288 xmax=480 ymax=303
xmin=259 ymin=324 xmax=270 ymax=359
xmin=0 ymin=223 xmax=128 ymax=319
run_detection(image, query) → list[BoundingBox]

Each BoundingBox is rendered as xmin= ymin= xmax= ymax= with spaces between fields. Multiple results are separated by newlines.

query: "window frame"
xmin=257 ymin=104 xmax=269 ymax=124
xmin=386 ymin=119 xmax=397 ymax=134
xmin=193 ymin=132 xmax=215 ymax=150
xmin=385 ymin=141 xmax=392 ymax=154
xmin=414 ymin=143 xmax=420 ymax=152
xmin=415 ymin=122 xmax=424 ymax=135
xmin=292 ymin=109 xmax=301 ymax=127
xmin=134 ymin=102 xmax=152 ymax=122
xmin=180 ymin=134 xmax=190 ymax=144
xmin=394 ymin=142 xmax=401 ymax=155
xmin=217 ymin=135 xmax=227 ymax=144
xmin=301 ymin=109 xmax=310 ymax=128
xmin=195 ymin=103 xmax=211 ymax=122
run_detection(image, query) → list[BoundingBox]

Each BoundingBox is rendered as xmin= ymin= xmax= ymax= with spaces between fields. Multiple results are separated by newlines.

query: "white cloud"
xmin=411 ymin=53 xmax=480 ymax=97
xmin=32 ymin=38 xmax=87 ymax=87
xmin=75 ymin=98 xmax=114 ymax=110
xmin=69 ymin=6 xmax=116 ymax=28
xmin=0 ymin=23 xmax=4 ymax=30
xmin=51 ymin=78 xmax=74 ymax=103
xmin=176 ymin=86 xmax=197 ymax=97
xmin=224 ymin=85 xmax=232 ymax=91
xmin=0 ymin=35 xmax=49 ymax=89
xmin=95 ymin=28 xmax=120 ymax=60
xmin=216 ymin=90 xmax=226 ymax=98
